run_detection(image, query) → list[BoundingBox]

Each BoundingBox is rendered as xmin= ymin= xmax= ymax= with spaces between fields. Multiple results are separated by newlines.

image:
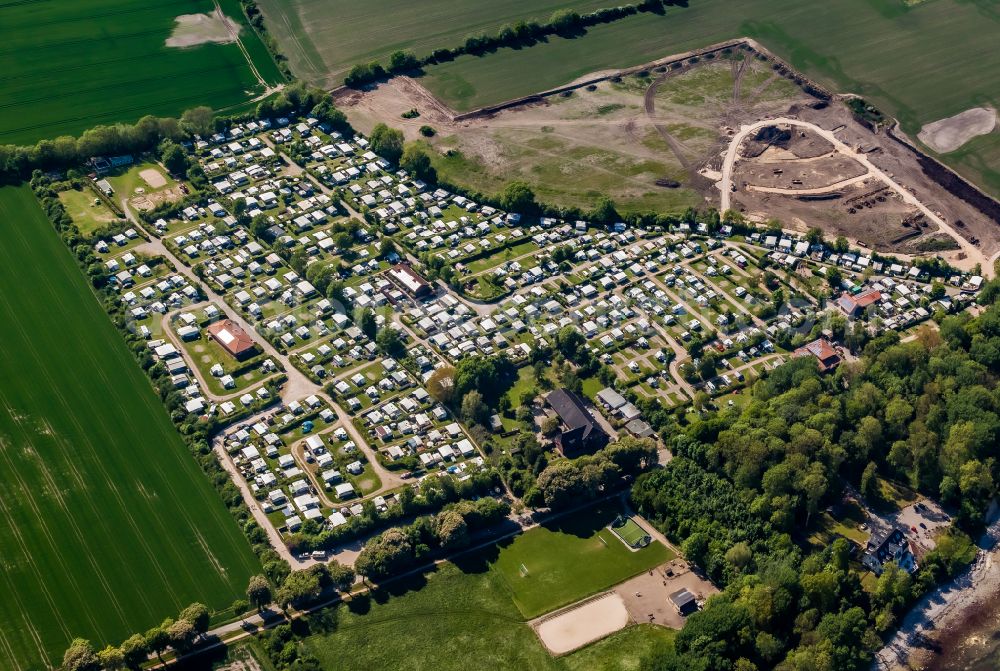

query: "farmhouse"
xmin=206 ymin=320 xmax=257 ymax=360
xmin=545 ymin=388 xmax=609 ymax=457
xmin=388 ymin=263 xmax=432 ymax=298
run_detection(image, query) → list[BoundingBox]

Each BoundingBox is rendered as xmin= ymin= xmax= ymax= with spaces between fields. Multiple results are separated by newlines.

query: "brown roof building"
xmin=545 ymin=388 xmax=609 ymax=457
xmin=837 ymin=289 xmax=882 ymax=318
xmin=793 ymin=338 xmax=842 ymax=373
xmin=388 ymin=263 xmax=432 ymax=298
xmin=206 ymin=320 xmax=257 ymax=360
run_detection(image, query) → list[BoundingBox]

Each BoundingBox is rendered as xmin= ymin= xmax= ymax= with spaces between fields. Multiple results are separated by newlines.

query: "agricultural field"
xmin=0 ymin=0 xmax=283 ymax=145
xmin=254 ymin=0 xmax=613 ymax=88
xmin=0 ymin=185 xmax=260 ymax=670
xmin=410 ymin=0 xmax=1000 ymax=195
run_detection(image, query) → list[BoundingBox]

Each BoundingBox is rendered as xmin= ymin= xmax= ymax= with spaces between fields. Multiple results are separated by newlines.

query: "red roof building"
xmin=793 ymin=338 xmax=842 ymax=373
xmin=206 ymin=320 xmax=257 ymax=360
xmin=837 ymin=289 xmax=882 ymax=318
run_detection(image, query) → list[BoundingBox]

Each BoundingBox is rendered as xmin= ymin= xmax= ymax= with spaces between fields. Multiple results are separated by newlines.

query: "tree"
xmin=359 ymin=308 xmax=377 ymax=340
xmin=144 ymin=623 xmax=171 ymax=661
xmin=400 ymin=144 xmax=436 ymax=182
xmin=355 ymin=528 xmax=416 ymax=580
xmin=725 ymin=542 xmax=752 ymax=571
xmin=179 ymin=602 xmax=210 ymax=635
xmin=541 ymin=415 xmax=560 ymax=436
xmin=834 ymin=235 xmax=850 ymax=253
xmin=387 ymin=50 xmax=419 ymax=73
xmin=592 ymin=196 xmax=618 ymax=225
xmin=369 ymin=123 xmax=404 ymax=163
xmin=435 ymin=509 xmax=470 ymax=549
xmin=62 ymin=639 xmax=99 ymax=671
xmin=159 ymin=140 xmax=189 ymax=176
xmin=119 ymin=634 xmax=148 ymax=670
xmin=231 ymin=599 xmax=250 ymax=617
xmin=827 ymin=266 xmax=844 ymax=293
xmin=806 ymin=227 xmax=824 ymax=246
xmin=461 ymin=389 xmax=490 ymax=425
xmin=179 ymin=106 xmax=214 ymax=137
xmin=499 ymin=181 xmax=537 ymax=214
xmin=97 ymin=646 xmax=125 ymax=670
xmin=376 ymin=327 xmax=406 ymax=358
xmin=246 ymin=574 xmax=272 ymax=612
xmin=426 ymin=365 xmax=456 ymax=404
xmin=555 ymin=326 xmax=586 ymax=361
xmin=275 ymin=570 xmax=322 ymax=610
xmin=166 ymin=619 xmax=197 ymax=652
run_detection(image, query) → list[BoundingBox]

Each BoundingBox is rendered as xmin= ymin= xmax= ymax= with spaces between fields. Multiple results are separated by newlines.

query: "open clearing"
xmin=918 ymin=107 xmax=997 ymax=154
xmin=255 ymin=0 xmax=612 ymax=88
xmin=0 ymin=186 xmax=259 ymax=670
xmin=534 ymin=593 xmax=631 ymax=655
xmin=0 ymin=0 xmax=282 ymax=145
xmin=397 ymin=0 xmax=1000 ymax=196
xmin=339 ymin=53 xmax=810 ymax=214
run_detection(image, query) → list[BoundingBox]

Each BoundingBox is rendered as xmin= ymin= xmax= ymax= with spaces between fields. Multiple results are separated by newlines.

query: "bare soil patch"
xmin=533 ymin=592 xmax=630 ymax=655
xmin=139 ymin=168 xmax=168 ymax=189
xmin=166 ymin=12 xmax=241 ymax=48
xmin=918 ymin=107 xmax=996 ymax=154
xmin=614 ymin=558 xmax=719 ymax=630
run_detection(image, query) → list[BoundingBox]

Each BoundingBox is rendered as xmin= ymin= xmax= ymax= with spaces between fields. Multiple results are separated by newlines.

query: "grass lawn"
xmin=415 ymin=0 xmax=1000 ymax=195
xmin=492 ymin=502 xmax=674 ymax=618
xmin=107 ymin=162 xmax=177 ymax=198
xmin=0 ymin=185 xmax=260 ymax=670
xmin=57 ymin=187 xmax=120 ymax=237
xmin=0 ymin=0 xmax=282 ymax=144
xmin=302 ymin=560 xmax=674 ymax=671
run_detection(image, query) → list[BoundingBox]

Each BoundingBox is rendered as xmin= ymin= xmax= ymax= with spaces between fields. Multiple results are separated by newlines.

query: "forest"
xmin=631 ymin=284 xmax=1000 ymax=671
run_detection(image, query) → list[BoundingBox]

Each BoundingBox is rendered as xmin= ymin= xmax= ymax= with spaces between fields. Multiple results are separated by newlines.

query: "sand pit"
xmin=139 ymin=168 xmax=167 ymax=189
xmin=533 ymin=593 xmax=630 ymax=655
xmin=918 ymin=107 xmax=996 ymax=153
xmin=166 ymin=12 xmax=240 ymax=48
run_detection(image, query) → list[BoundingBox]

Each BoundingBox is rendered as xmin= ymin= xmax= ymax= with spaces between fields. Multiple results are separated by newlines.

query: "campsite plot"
xmin=0 ymin=186 xmax=259 ymax=670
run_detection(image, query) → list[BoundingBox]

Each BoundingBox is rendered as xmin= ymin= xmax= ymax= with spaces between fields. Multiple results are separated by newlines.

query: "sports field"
xmin=415 ymin=0 xmax=1000 ymax=194
xmin=302 ymin=550 xmax=675 ymax=671
xmin=0 ymin=185 xmax=260 ymax=670
xmin=610 ymin=517 xmax=650 ymax=548
xmin=255 ymin=0 xmax=613 ymax=88
xmin=0 ymin=0 xmax=282 ymax=145
xmin=492 ymin=504 xmax=672 ymax=618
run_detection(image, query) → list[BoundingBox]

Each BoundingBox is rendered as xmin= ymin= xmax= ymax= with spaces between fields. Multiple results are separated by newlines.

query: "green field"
xmin=57 ymin=187 xmax=121 ymax=236
xmin=0 ymin=0 xmax=283 ymax=145
xmin=256 ymin=0 xmax=614 ymax=87
xmin=415 ymin=0 xmax=1000 ymax=194
xmin=0 ymin=185 xmax=260 ymax=670
xmin=303 ymin=560 xmax=675 ymax=671
xmin=493 ymin=504 xmax=673 ymax=618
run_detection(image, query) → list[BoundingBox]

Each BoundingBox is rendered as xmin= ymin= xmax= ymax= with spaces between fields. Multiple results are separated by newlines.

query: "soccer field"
xmin=0 ymin=0 xmax=282 ymax=145
xmin=492 ymin=504 xmax=672 ymax=618
xmin=0 ymin=185 xmax=260 ymax=670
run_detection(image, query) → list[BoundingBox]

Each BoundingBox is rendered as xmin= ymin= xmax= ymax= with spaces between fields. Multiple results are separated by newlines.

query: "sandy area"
xmin=874 ymin=507 xmax=1000 ymax=670
xmin=533 ymin=593 xmax=630 ymax=655
xmin=918 ymin=107 xmax=996 ymax=154
xmin=614 ymin=559 xmax=719 ymax=630
xmin=166 ymin=12 xmax=241 ymax=48
xmin=139 ymin=168 xmax=167 ymax=189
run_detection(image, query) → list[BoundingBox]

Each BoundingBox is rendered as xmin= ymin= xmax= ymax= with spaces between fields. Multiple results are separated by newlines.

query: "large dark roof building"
xmin=545 ymin=388 xmax=609 ymax=456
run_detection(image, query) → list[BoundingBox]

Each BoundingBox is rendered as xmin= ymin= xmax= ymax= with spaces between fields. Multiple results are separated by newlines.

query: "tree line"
xmin=344 ymin=0 xmax=678 ymax=88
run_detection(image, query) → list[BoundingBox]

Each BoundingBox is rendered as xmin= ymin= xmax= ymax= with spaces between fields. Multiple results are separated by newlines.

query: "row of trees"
xmin=354 ymin=497 xmax=511 ymax=580
xmin=632 ymin=289 xmax=1000 ymax=670
xmin=344 ymin=0 xmax=674 ymax=87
